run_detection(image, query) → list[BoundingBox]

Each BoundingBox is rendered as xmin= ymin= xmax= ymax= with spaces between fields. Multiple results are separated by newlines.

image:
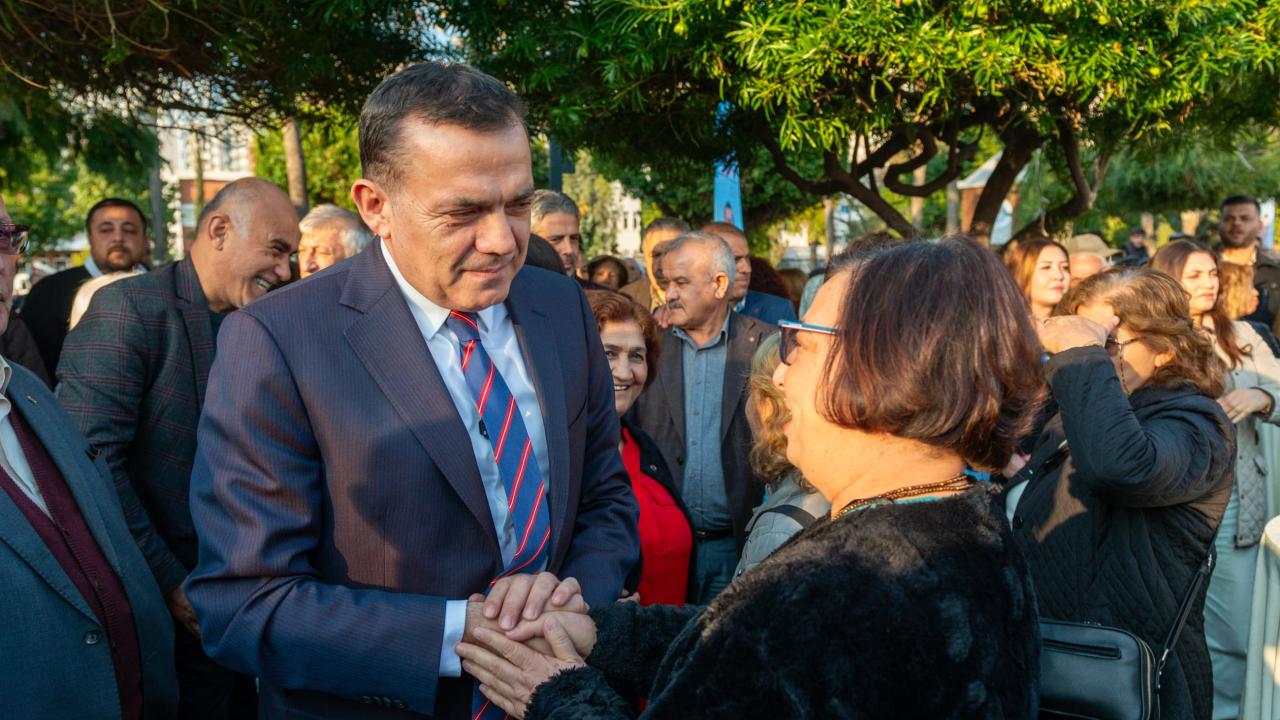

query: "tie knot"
xmin=446 ymin=310 xmax=482 ymax=344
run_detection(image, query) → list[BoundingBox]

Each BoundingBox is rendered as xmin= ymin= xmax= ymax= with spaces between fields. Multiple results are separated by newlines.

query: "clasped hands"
xmin=458 ymin=571 xmax=598 ymax=719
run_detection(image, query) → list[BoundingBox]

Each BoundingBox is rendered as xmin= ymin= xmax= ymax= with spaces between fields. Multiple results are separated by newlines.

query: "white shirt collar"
xmin=84 ymin=255 xmax=103 ymax=279
xmin=380 ymin=238 xmax=506 ymax=338
xmin=0 ymin=354 xmax=12 ymax=396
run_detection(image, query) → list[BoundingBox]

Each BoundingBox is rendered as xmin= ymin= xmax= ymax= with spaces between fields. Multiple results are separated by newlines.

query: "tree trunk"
xmin=819 ymin=197 xmax=835 ymax=268
xmin=969 ymin=124 xmax=1043 ymax=244
xmin=910 ymin=165 xmax=926 ymax=226
xmin=283 ymin=117 xmax=309 ymax=217
xmin=192 ymin=130 xmax=205 ymax=216
xmin=945 ymin=181 xmax=960 ymax=234
xmin=148 ymin=160 xmax=168 ymax=265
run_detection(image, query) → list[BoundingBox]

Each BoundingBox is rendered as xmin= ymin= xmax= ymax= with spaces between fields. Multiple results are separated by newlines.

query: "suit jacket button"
xmin=84 ymin=630 xmax=101 ymax=645
xmin=1012 ymin=515 xmax=1024 ymax=530
xmin=393 ymin=699 xmax=407 ymax=709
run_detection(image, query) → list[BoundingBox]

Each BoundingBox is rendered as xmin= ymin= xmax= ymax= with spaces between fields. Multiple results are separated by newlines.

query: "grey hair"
xmin=663 ymin=231 xmax=737 ymax=284
xmin=530 ymin=189 xmax=580 ymax=228
xmin=299 ymin=204 xmax=373 ymax=257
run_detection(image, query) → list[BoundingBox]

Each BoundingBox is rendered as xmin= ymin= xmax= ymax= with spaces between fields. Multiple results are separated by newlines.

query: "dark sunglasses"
xmin=777 ymin=319 xmax=838 ymax=366
xmin=0 ymin=224 xmax=30 ymax=255
xmin=1104 ymin=336 xmax=1145 ymax=357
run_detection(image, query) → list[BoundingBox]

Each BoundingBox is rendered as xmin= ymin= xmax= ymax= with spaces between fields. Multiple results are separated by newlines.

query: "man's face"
xmin=1129 ymin=232 xmax=1147 ymax=249
xmin=718 ymin=230 xmax=752 ymax=302
xmin=354 ymin=121 xmax=533 ymax=311
xmin=88 ymin=205 xmax=148 ymax=272
xmin=0 ymin=197 xmax=15 ymax=333
xmin=1069 ymin=253 xmax=1107 ymax=283
xmin=533 ymin=211 xmax=581 ymax=276
xmin=211 ymin=191 xmax=300 ymax=309
xmin=1220 ymin=202 xmax=1264 ymax=250
xmin=643 ymin=227 xmax=683 ymax=291
xmin=663 ymin=245 xmax=729 ymax=329
xmin=298 ymin=225 xmax=348 ymax=278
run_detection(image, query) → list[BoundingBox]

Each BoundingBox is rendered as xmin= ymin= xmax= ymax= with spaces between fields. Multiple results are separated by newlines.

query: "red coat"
xmin=621 ymin=426 xmax=692 ymax=605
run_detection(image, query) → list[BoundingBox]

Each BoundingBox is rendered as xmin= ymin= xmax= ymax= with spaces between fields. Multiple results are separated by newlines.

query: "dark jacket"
xmin=57 ymin=258 xmax=215 ymax=594
xmin=1248 ymin=247 xmax=1280 ymax=336
xmin=22 ymin=264 xmax=91 ymax=376
xmin=1007 ymin=346 xmax=1234 ymax=720
xmin=737 ymin=290 xmax=795 ymax=326
xmin=0 ymin=313 xmax=52 ymax=386
xmin=631 ymin=312 xmax=772 ymax=547
xmin=528 ymin=487 xmax=1041 ymax=719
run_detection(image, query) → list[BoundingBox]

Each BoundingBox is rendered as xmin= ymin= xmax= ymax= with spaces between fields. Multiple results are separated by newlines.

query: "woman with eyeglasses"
xmin=453 ymin=237 xmax=1043 ymax=719
xmin=1008 ymin=267 xmax=1233 ymax=720
xmin=1151 ymin=239 xmax=1280 ymax=719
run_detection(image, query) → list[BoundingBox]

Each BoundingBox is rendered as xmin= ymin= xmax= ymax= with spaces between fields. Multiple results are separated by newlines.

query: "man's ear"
xmin=352 ymin=178 xmax=393 ymax=240
xmin=713 ymin=272 xmax=730 ymax=299
xmin=207 ymin=214 xmax=231 ymax=251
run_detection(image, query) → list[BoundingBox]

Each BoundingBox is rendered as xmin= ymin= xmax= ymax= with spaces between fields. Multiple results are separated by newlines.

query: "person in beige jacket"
xmin=1154 ymin=240 xmax=1280 ymax=720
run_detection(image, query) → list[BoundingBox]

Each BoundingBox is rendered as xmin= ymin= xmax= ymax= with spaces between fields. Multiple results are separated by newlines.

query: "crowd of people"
xmin=0 ymin=59 xmax=1277 ymax=720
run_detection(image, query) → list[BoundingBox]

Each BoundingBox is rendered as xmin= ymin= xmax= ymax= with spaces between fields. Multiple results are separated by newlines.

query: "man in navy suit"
xmin=701 ymin=221 xmax=796 ymax=326
xmin=186 ymin=62 xmax=639 ymax=719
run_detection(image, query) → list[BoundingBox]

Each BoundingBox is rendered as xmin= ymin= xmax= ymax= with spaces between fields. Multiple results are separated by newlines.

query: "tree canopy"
xmin=440 ymin=0 xmax=1280 ymax=241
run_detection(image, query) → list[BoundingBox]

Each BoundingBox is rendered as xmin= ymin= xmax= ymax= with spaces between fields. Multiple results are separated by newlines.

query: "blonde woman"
xmin=734 ymin=334 xmax=829 ymax=578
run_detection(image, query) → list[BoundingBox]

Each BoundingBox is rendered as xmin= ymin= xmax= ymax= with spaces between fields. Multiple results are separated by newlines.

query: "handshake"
xmin=457 ymin=571 xmax=598 ymax=719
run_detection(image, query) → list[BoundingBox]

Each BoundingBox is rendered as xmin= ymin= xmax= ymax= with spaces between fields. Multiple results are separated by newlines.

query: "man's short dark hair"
xmin=642 ymin=217 xmax=690 ymax=238
xmin=359 ymin=62 xmax=526 ymax=187
xmin=1222 ymin=195 xmax=1262 ymax=213
xmin=85 ymin=198 xmax=146 ymax=233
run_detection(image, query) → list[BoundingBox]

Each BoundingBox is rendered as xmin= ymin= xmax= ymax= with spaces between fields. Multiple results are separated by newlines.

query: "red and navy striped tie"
xmin=447 ymin=310 xmax=551 ymax=720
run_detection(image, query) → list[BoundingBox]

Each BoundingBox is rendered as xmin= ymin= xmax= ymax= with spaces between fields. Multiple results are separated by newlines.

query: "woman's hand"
xmin=505 ymin=610 xmax=598 ymax=658
xmin=457 ymin=619 xmax=587 ymax=719
xmin=1037 ymin=315 xmax=1119 ymax=355
xmin=1218 ymin=387 xmax=1274 ymax=423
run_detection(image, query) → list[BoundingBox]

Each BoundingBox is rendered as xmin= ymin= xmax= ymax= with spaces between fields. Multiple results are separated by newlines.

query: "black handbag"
xmin=1037 ymin=545 xmax=1215 ymax=720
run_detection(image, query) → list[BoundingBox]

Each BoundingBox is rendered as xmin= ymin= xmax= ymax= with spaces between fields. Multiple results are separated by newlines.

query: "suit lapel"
xmin=174 ymin=258 xmax=215 ymax=406
xmin=505 ymin=275 xmax=570 ymax=557
xmin=721 ymin=313 xmax=761 ymax=441
xmin=660 ymin=329 xmax=686 ymax=445
xmin=342 ymin=245 xmax=501 ymax=559
xmin=9 ymin=376 xmax=125 ymax=574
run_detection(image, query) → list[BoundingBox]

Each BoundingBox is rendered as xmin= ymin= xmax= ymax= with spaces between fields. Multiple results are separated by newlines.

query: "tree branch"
xmin=1013 ymin=119 xmax=1113 ymax=240
xmin=823 ymin=151 xmax=915 ymax=238
xmin=752 ymin=125 xmax=843 ymax=196
xmin=969 ymin=119 xmax=1044 ymax=243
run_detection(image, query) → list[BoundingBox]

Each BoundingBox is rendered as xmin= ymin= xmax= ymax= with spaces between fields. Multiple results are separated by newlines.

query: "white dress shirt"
xmin=0 ymin=356 xmax=45 ymax=515
xmin=382 ymin=242 xmax=552 ymax=677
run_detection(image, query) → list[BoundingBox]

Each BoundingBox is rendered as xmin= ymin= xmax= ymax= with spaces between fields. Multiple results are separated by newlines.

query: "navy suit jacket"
xmin=186 ymin=243 xmax=639 ymax=719
xmin=0 ymin=363 xmax=177 ymax=719
xmin=739 ymin=289 xmax=796 ymax=326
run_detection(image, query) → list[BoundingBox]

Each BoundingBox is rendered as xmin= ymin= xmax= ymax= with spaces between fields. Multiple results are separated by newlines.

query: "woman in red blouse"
xmin=587 ymin=291 xmax=693 ymax=605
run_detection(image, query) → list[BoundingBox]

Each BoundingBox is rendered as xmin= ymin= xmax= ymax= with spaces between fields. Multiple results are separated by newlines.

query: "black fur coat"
xmin=527 ymin=487 xmax=1040 ymax=719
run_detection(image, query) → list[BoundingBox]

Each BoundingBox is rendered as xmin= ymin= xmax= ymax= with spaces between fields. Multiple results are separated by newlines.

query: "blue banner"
xmin=712 ymin=102 xmax=743 ymax=230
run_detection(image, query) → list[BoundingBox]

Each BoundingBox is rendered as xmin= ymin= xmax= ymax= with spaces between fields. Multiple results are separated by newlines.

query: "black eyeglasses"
xmin=778 ymin=320 xmax=838 ymax=365
xmin=0 ymin=224 xmax=30 ymax=255
xmin=1105 ymin=336 xmax=1145 ymax=357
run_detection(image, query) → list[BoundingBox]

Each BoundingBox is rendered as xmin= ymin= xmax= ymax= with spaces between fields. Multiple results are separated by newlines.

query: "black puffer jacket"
xmin=528 ymin=487 xmax=1041 ymax=719
xmin=1008 ymin=346 xmax=1234 ymax=720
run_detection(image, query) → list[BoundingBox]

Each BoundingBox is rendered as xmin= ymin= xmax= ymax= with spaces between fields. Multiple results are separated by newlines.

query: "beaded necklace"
xmin=831 ymin=473 xmax=975 ymax=521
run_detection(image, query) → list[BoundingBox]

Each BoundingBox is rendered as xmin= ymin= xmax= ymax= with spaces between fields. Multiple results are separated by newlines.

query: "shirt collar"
xmin=734 ymin=295 xmax=746 ymax=313
xmin=0 ymin=354 xmax=13 ymax=396
xmin=381 ymin=238 xmax=506 ymax=338
xmin=673 ymin=309 xmax=732 ymax=349
xmin=84 ymin=255 xmax=102 ymax=278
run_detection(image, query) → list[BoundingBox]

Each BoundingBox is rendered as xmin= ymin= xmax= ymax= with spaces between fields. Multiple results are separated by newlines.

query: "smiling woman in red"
xmin=588 ymin=291 xmax=693 ymax=605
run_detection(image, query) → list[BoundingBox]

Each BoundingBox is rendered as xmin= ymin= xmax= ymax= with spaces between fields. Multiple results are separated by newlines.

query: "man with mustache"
xmin=1217 ymin=194 xmax=1280 ymax=337
xmin=184 ymin=63 xmax=638 ymax=719
xmin=57 ymin=177 xmax=299 ymax=719
xmin=632 ymin=231 xmax=771 ymax=604
xmin=21 ymin=198 xmax=150 ymax=382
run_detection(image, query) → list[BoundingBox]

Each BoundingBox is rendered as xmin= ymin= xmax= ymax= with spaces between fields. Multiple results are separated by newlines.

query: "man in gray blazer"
xmin=0 ymin=194 xmax=177 ymax=719
xmin=632 ymin=231 xmax=772 ymax=604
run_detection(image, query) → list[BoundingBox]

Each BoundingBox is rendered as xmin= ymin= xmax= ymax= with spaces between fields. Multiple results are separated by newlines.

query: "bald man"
xmin=57 ymin=177 xmax=299 ymax=719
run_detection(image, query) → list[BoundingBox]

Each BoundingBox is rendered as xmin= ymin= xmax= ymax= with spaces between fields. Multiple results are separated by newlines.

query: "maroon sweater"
xmin=0 ymin=406 xmax=144 ymax=720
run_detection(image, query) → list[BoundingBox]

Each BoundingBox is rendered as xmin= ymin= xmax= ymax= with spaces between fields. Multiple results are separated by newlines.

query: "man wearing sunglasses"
xmin=0 ymin=195 xmax=179 ymax=719
xmin=632 ymin=231 xmax=775 ymax=604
